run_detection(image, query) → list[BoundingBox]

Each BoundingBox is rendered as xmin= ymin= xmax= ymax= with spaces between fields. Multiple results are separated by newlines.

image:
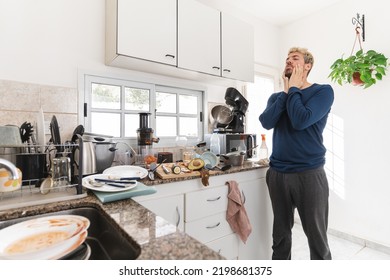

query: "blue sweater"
xmin=259 ymin=83 xmax=334 ymax=173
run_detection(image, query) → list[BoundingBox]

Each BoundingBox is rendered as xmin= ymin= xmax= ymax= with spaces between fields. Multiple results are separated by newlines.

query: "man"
xmin=259 ymin=47 xmax=334 ymax=260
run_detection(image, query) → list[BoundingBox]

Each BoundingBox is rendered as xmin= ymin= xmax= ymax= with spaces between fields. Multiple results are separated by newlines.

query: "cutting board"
xmin=155 ymin=163 xmax=217 ymax=180
xmin=92 ymin=182 xmax=156 ymax=203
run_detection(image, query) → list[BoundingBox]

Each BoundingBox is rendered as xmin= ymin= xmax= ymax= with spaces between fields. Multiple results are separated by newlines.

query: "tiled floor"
xmin=291 ymin=222 xmax=390 ymax=260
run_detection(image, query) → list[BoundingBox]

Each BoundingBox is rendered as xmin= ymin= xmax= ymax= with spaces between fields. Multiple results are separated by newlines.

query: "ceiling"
xmin=199 ymin=0 xmax=343 ymax=26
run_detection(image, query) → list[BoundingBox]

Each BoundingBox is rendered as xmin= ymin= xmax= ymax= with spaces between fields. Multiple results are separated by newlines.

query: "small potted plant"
xmin=328 ymin=49 xmax=388 ymax=89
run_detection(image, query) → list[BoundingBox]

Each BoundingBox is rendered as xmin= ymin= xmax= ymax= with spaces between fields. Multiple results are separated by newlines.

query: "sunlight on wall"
xmin=324 ymin=113 xmax=346 ymax=199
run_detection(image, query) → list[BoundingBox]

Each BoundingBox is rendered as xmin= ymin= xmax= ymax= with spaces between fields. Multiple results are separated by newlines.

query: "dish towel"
xmin=226 ymin=180 xmax=252 ymax=243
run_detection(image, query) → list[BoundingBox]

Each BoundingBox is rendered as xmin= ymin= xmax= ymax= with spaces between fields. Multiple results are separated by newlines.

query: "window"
xmin=246 ymin=72 xmax=276 ymax=152
xmin=83 ymin=75 xmax=203 ymax=146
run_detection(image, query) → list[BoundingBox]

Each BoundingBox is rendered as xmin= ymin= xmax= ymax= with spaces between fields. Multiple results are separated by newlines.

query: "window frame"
xmin=81 ymin=74 xmax=204 ymax=147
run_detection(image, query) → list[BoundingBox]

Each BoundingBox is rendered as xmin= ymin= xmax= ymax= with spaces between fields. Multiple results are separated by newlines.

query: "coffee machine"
xmin=137 ymin=113 xmax=159 ymax=154
xmin=224 ymin=87 xmax=248 ymax=134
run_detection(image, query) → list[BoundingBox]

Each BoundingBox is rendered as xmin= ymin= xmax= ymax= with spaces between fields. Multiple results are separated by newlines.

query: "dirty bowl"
xmin=0 ymin=168 xmax=22 ymax=192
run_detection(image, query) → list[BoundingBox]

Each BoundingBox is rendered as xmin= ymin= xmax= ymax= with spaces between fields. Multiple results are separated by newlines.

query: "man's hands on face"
xmin=283 ymin=65 xmax=305 ymax=93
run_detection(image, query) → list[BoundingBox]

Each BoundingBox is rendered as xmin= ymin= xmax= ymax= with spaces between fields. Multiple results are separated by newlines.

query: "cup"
xmin=52 ymin=157 xmax=71 ymax=187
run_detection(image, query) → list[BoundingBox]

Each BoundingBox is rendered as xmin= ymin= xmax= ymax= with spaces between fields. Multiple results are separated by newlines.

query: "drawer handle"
xmin=223 ymin=69 xmax=231 ymax=73
xmin=176 ymin=206 xmax=181 ymax=227
xmin=212 ymin=66 xmax=220 ymax=70
xmin=206 ymin=196 xmax=221 ymax=202
xmin=165 ymin=54 xmax=175 ymax=59
xmin=206 ymin=222 xmax=221 ymax=229
xmin=241 ymin=190 xmax=246 ymax=204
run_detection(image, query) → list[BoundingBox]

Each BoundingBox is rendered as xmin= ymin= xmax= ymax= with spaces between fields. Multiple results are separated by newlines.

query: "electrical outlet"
xmin=44 ymin=120 xmax=51 ymax=135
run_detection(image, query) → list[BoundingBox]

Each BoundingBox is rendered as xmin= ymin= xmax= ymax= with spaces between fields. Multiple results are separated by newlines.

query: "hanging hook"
xmin=352 ymin=13 xmax=365 ymax=41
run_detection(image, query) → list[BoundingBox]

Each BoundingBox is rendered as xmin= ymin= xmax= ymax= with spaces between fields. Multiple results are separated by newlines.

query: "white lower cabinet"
xmin=138 ymin=194 xmax=184 ymax=232
xmin=206 ymin=234 xmax=239 ymax=260
xmin=133 ymin=168 xmax=272 ymax=259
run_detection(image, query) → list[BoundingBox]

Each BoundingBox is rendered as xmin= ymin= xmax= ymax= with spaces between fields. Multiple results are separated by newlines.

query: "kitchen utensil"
xmin=94 ymin=178 xmax=136 ymax=184
xmin=89 ymin=179 xmax=134 ymax=188
xmin=35 ymin=108 xmax=46 ymax=153
xmin=50 ymin=115 xmax=62 ymax=153
xmin=51 ymin=156 xmax=71 ymax=187
xmin=15 ymin=153 xmax=47 ymax=183
xmin=148 ymin=159 xmax=166 ymax=180
xmin=73 ymin=141 xmax=97 ymax=176
xmin=0 ymin=215 xmax=89 ymax=260
xmin=95 ymin=142 xmax=117 ymax=173
xmin=71 ymin=125 xmax=84 ymax=143
xmin=102 ymin=165 xmax=148 ymax=179
xmin=211 ymin=105 xmax=233 ymax=125
xmin=19 ymin=122 xmax=34 ymax=143
xmin=40 ymin=177 xmax=53 ymax=194
xmin=82 ymin=174 xmax=137 ymax=192
xmin=205 ymin=164 xmax=231 ymax=171
xmin=200 ymin=151 xmax=218 ymax=168
xmin=0 ymin=125 xmax=23 ymax=147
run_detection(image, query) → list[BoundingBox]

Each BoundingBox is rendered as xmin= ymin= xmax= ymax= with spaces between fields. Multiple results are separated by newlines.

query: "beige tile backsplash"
xmin=0 ymin=79 xmax=78 ymax=142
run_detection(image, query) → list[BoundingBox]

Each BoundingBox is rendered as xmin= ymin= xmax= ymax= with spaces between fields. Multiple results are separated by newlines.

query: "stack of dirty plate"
xmin=0 ymin=215 xmax=90 ymax=260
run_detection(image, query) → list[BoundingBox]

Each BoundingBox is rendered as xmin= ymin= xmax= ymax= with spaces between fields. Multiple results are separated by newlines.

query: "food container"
xmin=0 ymin=126 xmax=23 ymax=147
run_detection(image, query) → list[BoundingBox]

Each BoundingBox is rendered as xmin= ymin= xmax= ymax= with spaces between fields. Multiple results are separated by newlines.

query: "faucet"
xmin=0 ymin=158 xmax=19 ymax=180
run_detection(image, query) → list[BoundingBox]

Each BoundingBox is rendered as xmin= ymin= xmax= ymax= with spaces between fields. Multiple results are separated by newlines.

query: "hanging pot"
xmin=352 ymin=72 xmax=364 ymax=86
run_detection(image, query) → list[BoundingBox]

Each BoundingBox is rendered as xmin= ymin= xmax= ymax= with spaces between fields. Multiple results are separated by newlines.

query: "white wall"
xmin=281 ymin=0 xmax=390 ymax=247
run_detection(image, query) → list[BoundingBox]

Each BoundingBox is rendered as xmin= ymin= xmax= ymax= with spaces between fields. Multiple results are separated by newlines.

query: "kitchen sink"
xmin=0 ymin=207 xmax=141 ymax=260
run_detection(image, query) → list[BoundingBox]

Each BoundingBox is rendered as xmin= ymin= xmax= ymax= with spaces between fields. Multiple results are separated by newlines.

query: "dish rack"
xmin=0 ymin=136 xmax=87 ymax=211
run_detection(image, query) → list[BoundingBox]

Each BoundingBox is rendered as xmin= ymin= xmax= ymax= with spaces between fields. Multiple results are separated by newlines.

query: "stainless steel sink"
xmin=0 ymin=207 xmax=141 ymax=260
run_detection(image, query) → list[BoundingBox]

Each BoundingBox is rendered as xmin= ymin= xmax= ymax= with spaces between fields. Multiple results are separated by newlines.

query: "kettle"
xmin=73 ymin=141 xmax=97 ymax=175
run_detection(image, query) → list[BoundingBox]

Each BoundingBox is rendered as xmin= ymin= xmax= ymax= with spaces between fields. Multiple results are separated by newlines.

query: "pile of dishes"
xmin=0 ymin=215 xmax=90 ymax=260
xmin=82 ymin=165 xmax=148 ymax=193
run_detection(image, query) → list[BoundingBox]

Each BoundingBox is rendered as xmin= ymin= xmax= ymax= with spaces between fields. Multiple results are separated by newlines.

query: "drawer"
xmin=206 ymin=233 xmax=239 ymax=260
xmin=185 ymin=212 xmax=233 ymax=243
xmin=185 ymin=185 xmax=228 ymax=222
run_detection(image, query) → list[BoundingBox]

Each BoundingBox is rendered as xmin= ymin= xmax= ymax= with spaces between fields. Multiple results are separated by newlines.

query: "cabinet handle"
xmin=212 ymin=66 xmax=220 ymax=70
xmin=176 ymin=206 xmax=181 ymax=227
xmin=165 ymin=54 xmax=175 ymax=59
xmin=223 ymin=69 xmax=231 ymax=73
xmin=206 ymin=196 xmax=221 ymax=202
xmin=206 ymin=222 xmax=220 ymax=229
xmin=241 ymin=190 xmax=246 ymax=204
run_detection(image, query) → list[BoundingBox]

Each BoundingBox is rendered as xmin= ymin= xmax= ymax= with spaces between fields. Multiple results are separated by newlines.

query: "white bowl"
xmin=200 ymin=151 xmax=218 ymax=168
xmin=0 ymin=168 xmax=22 ymax=193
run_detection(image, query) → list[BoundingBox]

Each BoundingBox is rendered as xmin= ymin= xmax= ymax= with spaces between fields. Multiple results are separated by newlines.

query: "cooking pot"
xmin=221 ymin=151 xmax=245 ymax=166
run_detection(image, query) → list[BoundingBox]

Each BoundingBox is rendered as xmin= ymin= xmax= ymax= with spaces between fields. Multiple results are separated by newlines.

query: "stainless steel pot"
xmin=211 ymin=105 xmax=233 ymax=125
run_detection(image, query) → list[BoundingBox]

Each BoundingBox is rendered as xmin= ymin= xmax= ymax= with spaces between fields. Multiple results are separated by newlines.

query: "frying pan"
xmin=50 ymin=115 xmax=62 ymax=153
xmin=211 ymin=105 xmax=233 ymax=125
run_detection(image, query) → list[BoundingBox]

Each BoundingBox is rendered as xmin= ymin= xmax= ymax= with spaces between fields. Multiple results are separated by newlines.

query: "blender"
xmin=136 ymin=113 xmax=160 ymax=165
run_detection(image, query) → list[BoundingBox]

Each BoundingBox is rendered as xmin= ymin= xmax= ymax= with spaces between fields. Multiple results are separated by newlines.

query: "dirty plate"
xmin=103 ymin=165 xmax=148 ymax=179
xmin=0 ymin=215 xmax=89 ymax=260
xmin=82 ymin=174 xmax=137 ymax=192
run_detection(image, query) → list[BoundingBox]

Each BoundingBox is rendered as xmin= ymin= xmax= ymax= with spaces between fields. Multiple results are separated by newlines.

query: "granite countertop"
xmin=0 ymin=161 xmax=266 ymax=260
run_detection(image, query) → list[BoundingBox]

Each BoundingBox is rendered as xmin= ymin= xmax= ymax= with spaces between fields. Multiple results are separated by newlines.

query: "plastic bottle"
xmin=209 ymin=133 xmax=221 ymax=155
xmin=259 ymin=134 xmax=268 ymax=159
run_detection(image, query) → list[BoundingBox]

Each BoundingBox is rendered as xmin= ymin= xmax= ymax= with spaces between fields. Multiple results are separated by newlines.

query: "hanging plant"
xmin=329 ymin=49 xmax=388 ymax=89
xmin=328 ymin=20 xmax=389 ymax=89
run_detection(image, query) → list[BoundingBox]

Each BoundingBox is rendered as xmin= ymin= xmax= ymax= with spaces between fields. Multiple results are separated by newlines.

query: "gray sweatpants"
xmin=266 ymin=166 xmax=332 ymax=260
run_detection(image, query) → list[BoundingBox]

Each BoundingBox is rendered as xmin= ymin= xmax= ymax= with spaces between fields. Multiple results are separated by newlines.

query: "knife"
xmin=95 ymin=178 xmax=137 ymax=184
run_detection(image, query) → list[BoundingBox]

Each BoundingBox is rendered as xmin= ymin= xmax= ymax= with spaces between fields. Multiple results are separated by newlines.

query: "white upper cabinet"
xmin=178 ymin=0 xmax=221 ymax=76
xmin=221 ymin=13 xmax=254 ymax=82
xmin=107 ymin=0 xmax=177 ymax=66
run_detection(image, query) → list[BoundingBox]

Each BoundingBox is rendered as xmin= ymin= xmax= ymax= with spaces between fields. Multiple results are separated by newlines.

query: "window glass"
xmin=91 ymin=83 xmax=120 ymax=109
xmin=156 ymin=116 xmax=177 ymax=137
xmin=156 ymin=92 xmax=176 ymax=113
xmin=91 ymin=112 xmax=120 ymax=137
xmin=179 ymin=117 xmax=198 ymax=136
xmin=124 ymin=114 xmax=139 ymax=137
xmin=179 ymin=95 xmax=197 ymax=114
xmin=125 ymin=87 xmax=150 ymax=111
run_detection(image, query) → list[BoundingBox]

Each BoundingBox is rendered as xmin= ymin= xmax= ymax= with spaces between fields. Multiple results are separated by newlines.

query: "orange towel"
xmin=226 ymin=180 xmax=252 ymax=243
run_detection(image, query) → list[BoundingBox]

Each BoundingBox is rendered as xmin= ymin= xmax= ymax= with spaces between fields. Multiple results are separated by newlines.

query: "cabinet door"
xmin=138 ymin=194 xmax=184 ymax=232
xmin=117 ymin=0 xmax=177 ymax=65
xmin=221 ymin=13 xmax=254 ymax=82
xmin=206 ymin=234 xmax=239 ymax=260
xmin=238 ymin=178 xmax=273 ymax=259
xmin=178 ymin=0 xmax=221 ymax=75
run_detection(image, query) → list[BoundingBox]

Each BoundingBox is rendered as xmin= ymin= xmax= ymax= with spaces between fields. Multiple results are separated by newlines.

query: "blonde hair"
xmin=288 ymin=47 xmax=314 ymax=73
